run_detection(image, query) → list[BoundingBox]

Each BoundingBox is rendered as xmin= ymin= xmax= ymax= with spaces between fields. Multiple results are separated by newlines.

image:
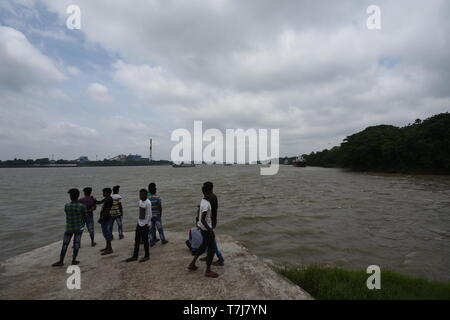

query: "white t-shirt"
xmin=112 ymin=194 xmax=122 ymax=201
xmin=197 ymin=198 xmax=212 ymax=231
xmin=137 ymin=199 xmax=152 ymax=226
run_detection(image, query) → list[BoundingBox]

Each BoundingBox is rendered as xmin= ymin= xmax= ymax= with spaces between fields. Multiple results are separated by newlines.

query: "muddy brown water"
xmin=0 ymin=165 xmax=449 ymax=281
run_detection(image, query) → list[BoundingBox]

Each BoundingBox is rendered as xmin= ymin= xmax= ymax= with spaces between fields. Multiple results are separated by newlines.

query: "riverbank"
xmin=0 ymin=231 xmax=312 ymax=300
xmin=306 ymin=165 xmax=450 ymax=176
xmin=276 ymin=266 xmax=450 ymax=300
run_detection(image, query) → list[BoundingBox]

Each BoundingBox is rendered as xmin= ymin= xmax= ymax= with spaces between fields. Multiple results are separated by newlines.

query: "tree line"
xmin=0 ymin=158 xmax=172 ymax=167
xmin=303 ymin=112 xmax=450 ymax=174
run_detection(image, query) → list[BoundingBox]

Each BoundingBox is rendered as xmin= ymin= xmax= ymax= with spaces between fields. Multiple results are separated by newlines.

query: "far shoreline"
xmin=1 ymin=164 xmax=450 ymax=177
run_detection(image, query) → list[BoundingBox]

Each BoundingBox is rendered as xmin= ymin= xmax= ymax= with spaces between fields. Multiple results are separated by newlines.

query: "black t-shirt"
xmin=99 ymin=196 xmax=113 ymax=220
xmin=209 ymin=193 xmax=218 ymax=215
xmin=205 ymin=193 xmax=218 ymax=228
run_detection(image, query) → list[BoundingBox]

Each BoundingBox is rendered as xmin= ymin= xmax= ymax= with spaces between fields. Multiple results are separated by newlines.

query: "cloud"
xmin=28 ymin=27 xmax=76 ymax=43
xmin=104 ymin=116 xmax=166 ymax=148
xmin=0 ymin=26 xmax=65 ymax=92
xmin=42 ymin=121 xmax=97 ymax=140
xmin=86 ymin=82 xmax=112 ymax=102
xmin=0 ymin=111 xmax=98 ymax=160
xmin=112 ymin=60 xmax=209 ymax=108
xmin=66 ymin=66 xmax=80 ymax=76
xmin=44 ymin=1 xmax=447 ymax=103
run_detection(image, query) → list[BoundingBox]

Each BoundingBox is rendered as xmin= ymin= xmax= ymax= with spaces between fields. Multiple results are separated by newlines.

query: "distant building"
xmin=127 ymin=154 xmax=143 ymax=161
xmin=110 ymin=154 xmax=127 ymax=162
xmin=79 ymin=156 xmax=89 ymax=163
xmin=109 ymin=154 xmax=146 ymax=162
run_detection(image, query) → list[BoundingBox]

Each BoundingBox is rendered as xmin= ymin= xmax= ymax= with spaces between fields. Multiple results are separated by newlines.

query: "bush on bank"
xmin=276 ymin=265 xmax=450 ymax=300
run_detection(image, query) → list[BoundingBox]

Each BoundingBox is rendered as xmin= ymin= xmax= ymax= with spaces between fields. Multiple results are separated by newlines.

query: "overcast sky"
xmin=0 ymin=0 xmax=449 ymax=161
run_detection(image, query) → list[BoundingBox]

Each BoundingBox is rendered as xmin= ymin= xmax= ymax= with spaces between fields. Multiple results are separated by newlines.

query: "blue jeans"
xmin=60 ymin=230 xmax=83 ymax=261
xmin=190 ymin=235 xmax=224 ymax=260
xmin=85 ymin=214 xmax=95 ymax=242
xmin=149 ymin=214 xmax=166 ymax=243
xmin=212 ymin=238 xmax=224 ymax=261
xmin=100 ymin=218 xmax=113 ymax=241
xmin=111 ymin=215 xmax=123 ymax=237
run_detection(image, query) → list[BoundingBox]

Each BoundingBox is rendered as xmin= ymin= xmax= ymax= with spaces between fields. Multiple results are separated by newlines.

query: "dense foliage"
xmin=304 ymin=112 xmax=450 ymax=174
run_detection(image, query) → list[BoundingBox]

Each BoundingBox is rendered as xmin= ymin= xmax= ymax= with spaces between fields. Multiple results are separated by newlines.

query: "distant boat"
xmin=292 ymin=156 xmax=306 ymax=167
xmin=172 ymin=162 xmax=196 ymax=168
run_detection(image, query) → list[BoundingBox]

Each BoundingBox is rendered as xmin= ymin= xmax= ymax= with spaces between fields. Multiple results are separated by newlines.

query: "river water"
xmin=0 ymin=165 xmax=449 ymax=281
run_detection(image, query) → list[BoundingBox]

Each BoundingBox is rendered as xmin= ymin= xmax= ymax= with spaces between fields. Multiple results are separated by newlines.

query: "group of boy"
xmin=51 ymin=183 xmax=167 ymax=266
xmin=52 ymin=181 xmax=223 ymax=278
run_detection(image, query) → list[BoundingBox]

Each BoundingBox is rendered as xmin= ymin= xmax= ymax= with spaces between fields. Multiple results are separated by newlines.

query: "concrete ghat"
xmin=0 ymin=231 xmax=312 ymax=300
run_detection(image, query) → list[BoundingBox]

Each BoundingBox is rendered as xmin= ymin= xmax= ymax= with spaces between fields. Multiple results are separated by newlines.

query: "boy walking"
xmin=52 ymin=188 xmax=86 ymax=267
xmin=188 ymin=183 xmax=219 ymax=278
xmin=126 ymin=189 xmax=152 ymax=263
xmin=111 ymin=185 xmax=124 ymax=240
xmin=201 ymin=181 xmax=224 ymax=266
xmin=79 ymin=187 xmax=97 ymax=247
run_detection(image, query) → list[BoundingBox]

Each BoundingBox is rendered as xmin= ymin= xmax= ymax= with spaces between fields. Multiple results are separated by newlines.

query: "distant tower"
xmin=149 ymin=139 xmax=153 ymax=162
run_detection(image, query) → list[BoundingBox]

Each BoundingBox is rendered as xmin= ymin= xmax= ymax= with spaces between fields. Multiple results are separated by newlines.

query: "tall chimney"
xmin=149 ymin=138 xmax=153 ymax=162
